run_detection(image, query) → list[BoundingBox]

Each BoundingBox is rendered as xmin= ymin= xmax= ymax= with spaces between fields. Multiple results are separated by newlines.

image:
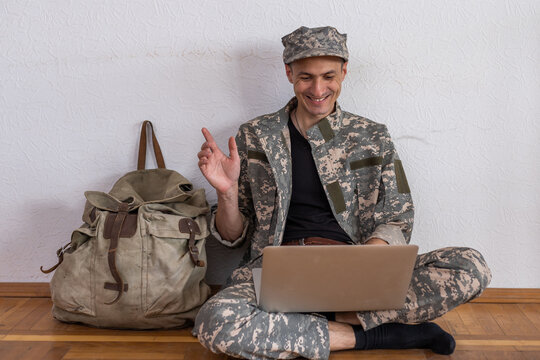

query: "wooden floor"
xmin=1 ymin=288 xmax=539 ymax=359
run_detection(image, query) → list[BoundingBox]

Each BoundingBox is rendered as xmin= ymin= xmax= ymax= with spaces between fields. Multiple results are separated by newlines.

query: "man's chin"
xmin=305 ymin=106 xmax=333 ymax=118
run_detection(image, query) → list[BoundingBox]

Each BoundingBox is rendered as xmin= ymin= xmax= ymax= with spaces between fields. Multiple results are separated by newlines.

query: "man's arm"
xmin=214 ymin=184 xmax=244 ymax=241
xmin=366 ymin=125 xmax=414 ymax=245
xmin=197 ymin=128 xmax=244 ymax=242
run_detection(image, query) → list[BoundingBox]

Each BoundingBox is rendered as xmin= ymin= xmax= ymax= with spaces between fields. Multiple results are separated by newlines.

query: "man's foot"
xmin=353 ymin=322 xmax=456 ymax=355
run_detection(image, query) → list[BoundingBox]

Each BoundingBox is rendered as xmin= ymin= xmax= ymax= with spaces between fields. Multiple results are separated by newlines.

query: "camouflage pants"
xmin=193 ymin=247 xmax=491 ymax=360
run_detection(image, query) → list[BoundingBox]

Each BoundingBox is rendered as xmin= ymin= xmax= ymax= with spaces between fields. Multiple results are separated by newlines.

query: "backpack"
xmin=41 ymin=121 xmax=211 ymax=329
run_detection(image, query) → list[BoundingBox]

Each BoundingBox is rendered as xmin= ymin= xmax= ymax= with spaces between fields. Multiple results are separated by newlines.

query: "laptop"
xmin=252 ymin=244 xmax=418 ymax=313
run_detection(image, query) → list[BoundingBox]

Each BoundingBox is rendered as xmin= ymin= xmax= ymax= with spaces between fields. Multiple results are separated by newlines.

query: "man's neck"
xmin=293 ymin=104 xmax=336 ymax=137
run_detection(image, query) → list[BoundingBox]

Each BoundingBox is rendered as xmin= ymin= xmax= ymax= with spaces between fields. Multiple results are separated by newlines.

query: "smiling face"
xmin=286 ymin=56 xmax=347 ymax=122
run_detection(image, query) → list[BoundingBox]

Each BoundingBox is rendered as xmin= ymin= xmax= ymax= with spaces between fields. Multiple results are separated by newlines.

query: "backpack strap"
xmin=137 ymin=120 xmax=166 ymax=170
xmin=40 ymin=242 xmax=71 ymax=274
xmin=179 ymin=218 xmax=205 ymax=267
xmin=104 ymin=202 xmax=130 ymax=305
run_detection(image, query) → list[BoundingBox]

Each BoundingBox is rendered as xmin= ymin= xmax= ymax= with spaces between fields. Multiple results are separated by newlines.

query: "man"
xmin=194 ymin=26 xmax=491 ymax=359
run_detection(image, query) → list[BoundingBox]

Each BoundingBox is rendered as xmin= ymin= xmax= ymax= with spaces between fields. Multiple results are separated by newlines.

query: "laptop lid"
xmin=253 ymin=244 xmax=418 ymax=313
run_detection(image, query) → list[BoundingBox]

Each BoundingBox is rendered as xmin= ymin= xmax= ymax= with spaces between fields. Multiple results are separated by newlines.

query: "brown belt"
xmin=282 ymin=237 xmax=347 ymax=246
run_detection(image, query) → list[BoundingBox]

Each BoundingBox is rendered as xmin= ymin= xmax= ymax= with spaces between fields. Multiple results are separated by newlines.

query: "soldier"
xmin=194 ymin=26 xmax=491 ymax=359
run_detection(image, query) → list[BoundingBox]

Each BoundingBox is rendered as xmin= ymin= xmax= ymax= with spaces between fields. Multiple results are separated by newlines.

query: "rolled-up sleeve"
xmin=209 ymin=209 xmax=250 ymax=248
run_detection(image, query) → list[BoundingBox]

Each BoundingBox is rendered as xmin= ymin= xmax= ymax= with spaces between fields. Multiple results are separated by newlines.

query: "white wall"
xmin=1 ymin=1 xmax=539 ymax=287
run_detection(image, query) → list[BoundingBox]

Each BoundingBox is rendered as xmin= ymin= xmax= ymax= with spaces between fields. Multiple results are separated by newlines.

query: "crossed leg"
xmin=193 ymin=247 xmax=491 ymax=359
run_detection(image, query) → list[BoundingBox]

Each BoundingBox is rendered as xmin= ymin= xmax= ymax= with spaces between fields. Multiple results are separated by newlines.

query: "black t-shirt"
xmin=282 ymin=118 xmax=352 ymax=244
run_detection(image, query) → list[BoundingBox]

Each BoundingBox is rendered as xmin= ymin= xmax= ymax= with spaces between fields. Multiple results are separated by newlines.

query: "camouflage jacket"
xmin=211 ymin=97 xmax=414 ymax=264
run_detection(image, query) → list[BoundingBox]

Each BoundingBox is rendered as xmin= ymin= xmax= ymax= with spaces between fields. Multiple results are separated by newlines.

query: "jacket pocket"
xmin=142 ymin=211 xmax=210 ymax=317
xmin=247 ymin=150 xmax=269 ymax=163
xmin=350 ymin=156 xmax=383 ymax=170
xmin=352 ymin=156 xmax=382 ymax=239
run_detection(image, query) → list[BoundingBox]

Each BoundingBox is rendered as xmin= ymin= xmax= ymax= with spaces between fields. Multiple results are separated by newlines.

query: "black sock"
xmin=353 ymin=322 xmax=455 ymax=355
xmin=352 ymin=325 xmax=367 ymax=350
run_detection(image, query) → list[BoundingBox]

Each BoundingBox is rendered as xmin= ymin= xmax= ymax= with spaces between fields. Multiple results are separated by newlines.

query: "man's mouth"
xmin=306 ymin=95 xmax=330 ymax=103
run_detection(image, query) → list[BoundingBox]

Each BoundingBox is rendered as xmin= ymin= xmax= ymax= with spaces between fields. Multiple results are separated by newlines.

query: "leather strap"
xmin=40 ymin=242 xmax=71 ymax=274
xmin=179 ymin=218 xmax=205 ymax=267
xmin=104 ymin=203 xmax=129 ymax=305
xmin=282 ymin=237 xmax=347 ymax=246
xmin=104 ymin=282 xmax=129 ymax=292
xmin=137 ymin=120 xmax=166 ymax=170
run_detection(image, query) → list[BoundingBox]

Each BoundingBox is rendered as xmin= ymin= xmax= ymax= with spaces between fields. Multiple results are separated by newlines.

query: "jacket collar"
xmin=256 ymin=97 xmax=344 ymax=145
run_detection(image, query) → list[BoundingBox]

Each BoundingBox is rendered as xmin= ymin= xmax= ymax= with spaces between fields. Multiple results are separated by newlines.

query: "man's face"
xmin=286 ymin=56 xmax=347 ymax=121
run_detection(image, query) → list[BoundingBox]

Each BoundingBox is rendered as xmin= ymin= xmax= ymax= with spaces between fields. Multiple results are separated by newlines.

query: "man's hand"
xmin=197 ymin=128 xmax=244 ymax=242
xmin=197 ymin=128 xmax=240 ymax=196
xmin=365 ymin=238 xmax=389 ymax=245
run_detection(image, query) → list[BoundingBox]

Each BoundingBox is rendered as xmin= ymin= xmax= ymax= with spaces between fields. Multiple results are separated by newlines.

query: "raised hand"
xmin=197 ymin=128 xmax=240 ymax=196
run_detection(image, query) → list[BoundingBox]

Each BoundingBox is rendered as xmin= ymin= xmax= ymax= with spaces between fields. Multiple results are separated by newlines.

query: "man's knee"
xmin=447 ymin=247 xmax=492 ymax=300
xmin=193 ymin=284 xmax=258 ymax=356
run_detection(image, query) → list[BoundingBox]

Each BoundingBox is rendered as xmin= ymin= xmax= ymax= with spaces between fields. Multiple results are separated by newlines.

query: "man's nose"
xmin=310 ymin=78 xmax=325 ymax=96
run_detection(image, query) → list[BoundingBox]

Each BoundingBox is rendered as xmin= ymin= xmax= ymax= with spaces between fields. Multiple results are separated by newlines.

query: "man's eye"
xmin=300 ymin=77 xmax=310 ymax=80
xmin=325 ymin=76 xmax=335 ymax=80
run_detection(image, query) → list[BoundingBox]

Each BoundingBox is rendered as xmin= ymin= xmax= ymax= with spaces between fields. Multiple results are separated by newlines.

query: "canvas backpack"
xmin=41 ymin=121 xmax=211 ymax=329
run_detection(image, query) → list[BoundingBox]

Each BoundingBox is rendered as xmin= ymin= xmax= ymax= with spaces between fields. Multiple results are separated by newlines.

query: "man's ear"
xmin=341 ymin=61 xmax=348 ymax=79
xmin=285 ymin=64 xmax=294 ymax=84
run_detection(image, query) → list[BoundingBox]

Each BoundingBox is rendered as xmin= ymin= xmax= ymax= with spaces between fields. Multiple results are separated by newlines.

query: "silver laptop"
xmin=252 ymin=244 xmax=418 ymax=313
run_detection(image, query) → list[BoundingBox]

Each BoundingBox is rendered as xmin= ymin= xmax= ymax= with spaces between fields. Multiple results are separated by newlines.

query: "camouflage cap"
xmin=281 ymin=26 xmax=348 ymax=64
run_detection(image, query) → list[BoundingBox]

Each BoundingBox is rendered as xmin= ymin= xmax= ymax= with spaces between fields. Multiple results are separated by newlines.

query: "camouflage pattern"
xmin=194 ymin=281 xmax=330 ymax=359
xmin=282 ymin=26 xmax=348 ymax=64
xmin=210 ymin=97 xmax=413 ymax=260
xmin=194 ymin=247 xmax=490 ymax=359
xmin=193 ymin=98 xmax=492 ymax=359
xmin=356 ymin=246 xmax=491 ymax=330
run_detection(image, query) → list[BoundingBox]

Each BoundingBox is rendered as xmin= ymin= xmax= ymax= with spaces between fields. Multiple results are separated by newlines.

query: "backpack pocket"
xmin=142 ymin=211 xmax=210 ymax=317
xmin=50 ymin=229 xmax=96 ymax=317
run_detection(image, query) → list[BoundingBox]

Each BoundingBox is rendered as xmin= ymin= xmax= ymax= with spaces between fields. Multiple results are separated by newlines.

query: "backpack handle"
xmin=137 ymin=120 xmax=166 ymax=170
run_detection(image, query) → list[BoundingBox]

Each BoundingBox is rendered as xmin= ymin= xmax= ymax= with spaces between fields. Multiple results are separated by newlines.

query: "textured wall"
xmin=1 ymin=1 xmax=539 ymax=287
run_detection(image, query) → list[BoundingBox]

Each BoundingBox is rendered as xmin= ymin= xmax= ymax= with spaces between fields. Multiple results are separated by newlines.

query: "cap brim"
xmin=285 ymin=49 xmax=348 ymax=64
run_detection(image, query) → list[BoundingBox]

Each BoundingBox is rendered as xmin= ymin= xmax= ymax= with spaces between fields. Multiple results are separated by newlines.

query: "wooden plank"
xmin=17 ymin=342 xmax=62 ymax=360
xmin=455 ymin=303 xmax=504 ymax=335
xmin=0 ymin=298 xmax=29 ymax=321
xmin=0 ymin=283 xmax=50 ymax=297
xmin=0 ymin=298 xmax=41 ymax=331
xmin=0 ymin=341 xmax=70 ymax=360
xmin=0 ymin=342 xmax=36 ymax=360
xmin=432 ymin=315 xmax=452 ymax=334
xmin=439 ymin=305 xmax=469 ymax=336
xmin=181 ymin=342 xmax=230 ymax=359
xmin=1 ymin=292 xmax=540 ymax=359
xmin=518 ymin=303 xmax=540 ymax=333
xmin=329 ymin=349 xmax=427 ymax=359
xmin=0 ymin=334 xmax=199 ymax=343
xmin=28 ymin=304 xmax=75 ymax=332
xmin=487 ymin=304 xmax=538 ymax=336
xmin=445 ymin=351 xmax=488 ymax=360
xmin=455 ymin=335 xmax=540 ymax=341
xmin=63 ymin=343 xmax=187 ymax=359
xmin=476 ymin=351 xmax=526 ymax=360
xmin=1 ymin=283 xmax=539 ymax=303
xmin=454 ymin=303 xmax=488 ymax=335
xmin=40 ymin=342 xmax=72 ymax=360
xmin=456 ymin=344 xmax=517 ymax=352
xmin=472 ymin=288 xmax=540 ymax=304
xmin=456 ymin=340 xmax=540 ymax=346
xmin=12 ymin=298 xmax=53 ymax=331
